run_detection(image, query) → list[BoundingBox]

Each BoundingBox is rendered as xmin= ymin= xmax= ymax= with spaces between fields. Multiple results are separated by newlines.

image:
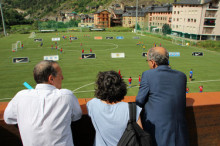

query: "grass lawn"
xmin=0 ymin=31 xmax=220 ymax=101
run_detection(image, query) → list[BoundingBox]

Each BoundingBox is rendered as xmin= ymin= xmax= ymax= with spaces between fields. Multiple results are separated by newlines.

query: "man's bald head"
xmin=33 ymin=60 xmax=58 ymax=84
xmin=147 ymin=47 xmax=169 ymax=66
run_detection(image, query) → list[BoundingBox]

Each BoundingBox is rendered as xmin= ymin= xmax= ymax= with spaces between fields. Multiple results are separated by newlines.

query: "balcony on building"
xmin=205 ymin=11 xmax=217 ymax=18
xmin=202 ymin=27 xmax=214 ymax=34
xmin=204 ymin=19 xmax=216 ymax=27
xmin=206 ymin=3 xmax=219 ymax=10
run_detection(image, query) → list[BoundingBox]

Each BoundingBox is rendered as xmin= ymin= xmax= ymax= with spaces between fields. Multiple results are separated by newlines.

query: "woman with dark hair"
xmin=87 ymin=71 xmax=142 ymax=146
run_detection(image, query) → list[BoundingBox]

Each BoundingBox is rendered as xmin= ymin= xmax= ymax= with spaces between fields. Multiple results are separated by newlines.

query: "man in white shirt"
xmin=4 ymin=60 xmax=82 ymax=146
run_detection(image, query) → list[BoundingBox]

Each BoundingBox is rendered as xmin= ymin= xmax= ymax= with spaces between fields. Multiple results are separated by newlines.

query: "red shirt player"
xmin=90 ymin=48 xmax=92 ymax=53
xmin=21 ymin=44 xmax=23 ymax=49
xmin=186 ymin=87 xmax=189 ymax=93
xmin=82 ymin=49 xmax=84 ymax=53
xmin=128 ymin=77 xmax=132 ymax=88
xmin=199 ymin=86 xmax=203 ymax=93
xmin=118 ymin=70 xmax=122 ymax=78
xmin=60 ymin=48 xmax=63 ymax=53
xmin=139 ymin=75 xmax=141 ymax=86
xmin=56 ymin=46 xmax=58 ymax=50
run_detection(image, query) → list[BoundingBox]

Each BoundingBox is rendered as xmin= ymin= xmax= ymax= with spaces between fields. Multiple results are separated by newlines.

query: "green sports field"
xmin=0 ymin=31 xmax=220 ymax=101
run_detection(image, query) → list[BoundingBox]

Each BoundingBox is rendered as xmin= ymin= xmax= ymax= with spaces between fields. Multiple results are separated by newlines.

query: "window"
xmin=174 ymin=11 xmax=176 ymax=14
xmin=177 ymin=18 xmax=179 ymax=21
xmin=188 ymin=19 xmax=190 ymax=22
xmin=178 ymin=11 xmax=180 ymax=14
xmin=191 ymin=19 xmax=193 ymax=22
xmin=194 ymin=19 xmax=196 ymax=23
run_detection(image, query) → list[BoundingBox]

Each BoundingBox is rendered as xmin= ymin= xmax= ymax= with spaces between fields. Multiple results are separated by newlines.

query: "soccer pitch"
xmin=0 ymin=31 xmax=220 ymax=101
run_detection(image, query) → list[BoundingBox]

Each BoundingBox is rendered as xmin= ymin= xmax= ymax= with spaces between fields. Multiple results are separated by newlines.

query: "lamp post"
xmin=0 ymin=0 xmax=6 ymax=36
xmin=135 ymin=0 xmax=138 ymax=33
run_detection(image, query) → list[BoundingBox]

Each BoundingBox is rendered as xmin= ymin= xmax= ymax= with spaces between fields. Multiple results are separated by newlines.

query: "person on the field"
xmin=189 ymin=69 xmax=193 ymax=82
xmin=199 ymin=85 xmax=203 ymax=93
xmin=128 ymin=77 xmax=132 ymax=88
xmin=139 ymin=75 xmax=141 ymax=86
xmin=4 ymin=60 xmax=82 ymax=146
xmin=186 ymin=87 xmax=189 ymax=93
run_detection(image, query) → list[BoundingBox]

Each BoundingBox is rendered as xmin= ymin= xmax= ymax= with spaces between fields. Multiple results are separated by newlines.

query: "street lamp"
xmin=135 ymin=0 xmax=138 ymax=33
xmin=0 ymin=0 xmax=6 ymax=36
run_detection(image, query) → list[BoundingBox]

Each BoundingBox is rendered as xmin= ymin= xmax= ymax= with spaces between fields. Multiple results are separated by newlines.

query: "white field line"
xmin=0 ymin=98 xmax=12 ymax=101
xmin=72 ymin=82 xmax=95 ymax=92
xmin=2 ymin=79 xmax=220 ymax=100
xmin=187 ymin=79 xmax=220 ymax=84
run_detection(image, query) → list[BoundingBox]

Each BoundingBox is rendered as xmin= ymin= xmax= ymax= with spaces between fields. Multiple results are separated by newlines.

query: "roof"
xmin=122 ymin=11 xmax=146 ymax=17
xmin=173 ymin=0 xmax=212 ymax=5
xmin=148 ymin=5 xmax=173 ymax=13
xmin=94 ymin=10 xmax=111 ymax=14
xmin=114 ymin=10 xmax=124 ymax=15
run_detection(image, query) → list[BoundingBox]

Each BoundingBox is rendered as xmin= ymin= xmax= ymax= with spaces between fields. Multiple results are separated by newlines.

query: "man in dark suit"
xmin=136 ymin=47 xmax=189 ymax=146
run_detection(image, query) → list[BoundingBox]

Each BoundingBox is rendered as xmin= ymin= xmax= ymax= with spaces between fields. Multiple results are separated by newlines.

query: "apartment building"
xmin=78 ymin=14 xmax=94 ymax=28
xmin=148 ymin=5 xmax=172 ymax=32
xmin=122 ymin=10 xmax=148 ymax=29
xmin=172 ymin=0 xmax=220 ymax=40
xmin=94 ymin=10 xmax=111 ymax=28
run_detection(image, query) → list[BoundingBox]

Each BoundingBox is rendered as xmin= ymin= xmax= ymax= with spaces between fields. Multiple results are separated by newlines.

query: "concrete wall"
xmin=1 ymin=92 xmax=220 ymax=145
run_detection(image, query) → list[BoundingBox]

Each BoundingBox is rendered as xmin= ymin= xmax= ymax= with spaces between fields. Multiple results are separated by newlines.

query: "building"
xmin=122 ymin=9 xmax=148 ymax=29
xmin=148 ymin=5 xmax=173 ymax=32
xmin=78 ymin=14 xmax=94 ymax=28
xmin=94 ymin=10 xmax=111 ymax=28
xmin=111 ymin=10 xmax=124 ymax=26
xmin=172 ymin=0 xmax=220 ymax=40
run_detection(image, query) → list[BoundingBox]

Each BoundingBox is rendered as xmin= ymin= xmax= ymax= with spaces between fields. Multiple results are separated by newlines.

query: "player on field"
xmin=128 ymin=77 xmax=132 ymax=88
xmin=186 ymin=87 xmax=189 ymax=93
xmin=199 ymin=86 xmax=203 ymax=93
xmin=139 ymin=75 xmax=141 ymax=86
xmin=189 ymin=69 xmax=193 ymax=82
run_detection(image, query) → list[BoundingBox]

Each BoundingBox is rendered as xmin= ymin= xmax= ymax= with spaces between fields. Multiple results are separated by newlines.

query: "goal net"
xmin=12 ymin=43 xmax=17 ymax=52
xmin=172 ymin=37 xmax=186 ymax=46
xmin=29 ymin=32 xmax=36 ymax=38
xmin=17 ymin=41 xmax=21 ymax=48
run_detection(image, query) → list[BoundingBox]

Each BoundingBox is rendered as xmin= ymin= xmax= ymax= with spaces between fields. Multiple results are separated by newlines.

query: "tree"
xmin=162 ymin=24 xmax=172 ymax=35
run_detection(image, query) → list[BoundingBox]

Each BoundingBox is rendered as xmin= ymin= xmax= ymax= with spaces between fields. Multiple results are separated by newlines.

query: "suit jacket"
xmin=136 ymin=65 xmax=189 ymax=146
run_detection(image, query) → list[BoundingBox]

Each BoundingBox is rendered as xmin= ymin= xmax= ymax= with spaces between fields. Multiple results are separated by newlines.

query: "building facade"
xmin=172 ymin=0 xmax=220 ymax=40
xmin=148 ymin=5 xmax=172 ymax=32
xmin=122 ymin=10 xmax=148 ymax=29
xmin=94 ymin=10 xmax=111 ymax=28
xmin=78 ymin=14 xmax=94 ymax=28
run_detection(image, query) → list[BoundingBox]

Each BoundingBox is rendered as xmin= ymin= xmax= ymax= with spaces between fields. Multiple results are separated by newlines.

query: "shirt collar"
xmin=156 ymin=65 xmax=170 ymax=70
xmin=35 ymin=84 xmax=57 ymax=90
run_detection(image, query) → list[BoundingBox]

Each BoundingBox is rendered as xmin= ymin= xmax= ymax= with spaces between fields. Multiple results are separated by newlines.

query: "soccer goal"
xmin=12 ymin=43 xmax=17 ymax=52
xmin=29 ymin=32 xmax=36 ymax=38
xmin=17 ymin=41 xmax=21 ymax=48
xmin=12 ymin=41 xmax=22 ymax=52
xmin=172 ymin=37 xmax=186 ymax=46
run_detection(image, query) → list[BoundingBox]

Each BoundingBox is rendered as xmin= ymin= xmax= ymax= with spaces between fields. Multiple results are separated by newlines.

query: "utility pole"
xmin=0 ymin=0 xmax=6 ymax=36
xmin=135 ymin=0 xmax=138 ymax=33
